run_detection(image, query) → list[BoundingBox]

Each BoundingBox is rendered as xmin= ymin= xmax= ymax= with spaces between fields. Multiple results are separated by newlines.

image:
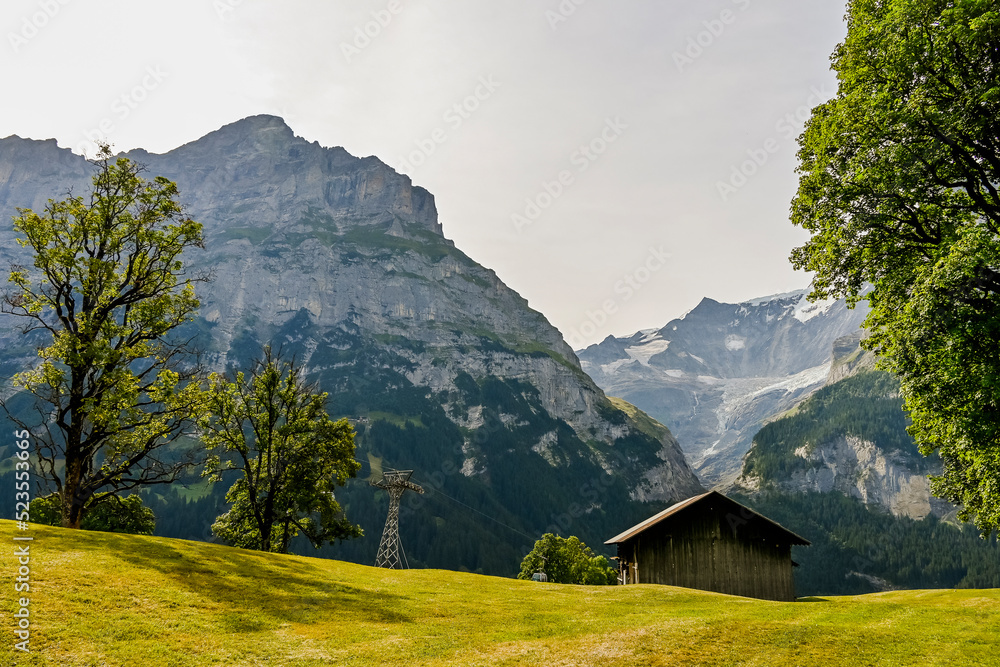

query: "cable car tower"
xmin=371 ymin=469 xmax=424 ymax=569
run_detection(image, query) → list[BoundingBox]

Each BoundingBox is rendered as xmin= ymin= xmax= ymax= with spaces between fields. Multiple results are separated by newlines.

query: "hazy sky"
xmin=1 ymin=0 xmax=847 ymax=348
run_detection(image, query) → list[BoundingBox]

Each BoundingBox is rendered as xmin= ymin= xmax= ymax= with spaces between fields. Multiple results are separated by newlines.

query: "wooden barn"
xmin=605 ymin=491 xmax=809 ymax=601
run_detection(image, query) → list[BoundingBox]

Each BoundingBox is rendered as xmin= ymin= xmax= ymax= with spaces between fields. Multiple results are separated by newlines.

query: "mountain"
xmin=736 ymin=367 xmax=953 ymax=521
xmin=577 ymin=290 xmax=869 ymax=486
xmin=726 ymin=356 xmax=1000 ymax=595
xmin=0 ymin=116 xmax=702 ymax=573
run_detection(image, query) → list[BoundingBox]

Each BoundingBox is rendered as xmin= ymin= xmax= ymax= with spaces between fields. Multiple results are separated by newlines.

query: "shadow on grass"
xmin=103 ymin=532 xmax=413 ymax=626
xmin=797 ymin=597 xmax=830 ymax=603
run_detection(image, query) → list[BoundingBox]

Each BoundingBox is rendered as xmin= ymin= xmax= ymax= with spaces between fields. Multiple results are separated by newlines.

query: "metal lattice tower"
xmin=371 ymin=469 xmax=424 ymax=569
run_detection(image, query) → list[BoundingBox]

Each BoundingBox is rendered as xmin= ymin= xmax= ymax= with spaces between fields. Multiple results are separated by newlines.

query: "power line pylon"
xmin=371 ymin=469 xmax=424 ymax=569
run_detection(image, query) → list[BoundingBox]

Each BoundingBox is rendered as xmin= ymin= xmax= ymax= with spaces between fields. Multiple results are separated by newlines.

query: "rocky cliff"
xmin=739 ymin=434 xmax=948 ymax=520
xmin=735 ymin=354 xmax=953 ymax=521
xmin=0 ymin=117 xmax=701 ymax=572
xmin=825 ymin=331 xmax=878 ymax=385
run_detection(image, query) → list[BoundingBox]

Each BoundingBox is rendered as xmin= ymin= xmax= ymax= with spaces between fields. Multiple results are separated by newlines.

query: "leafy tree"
xmin=201 ymin=346 xmax=363 ymax=553
xmin=790 ymin=0 xmax=1000 ymax=532
xmin=31 ymin=493 xmax=156 ymax=535
xmin=518 ymin=533 xmax=617 ymax=585
xmin=1 ymin=146 xmax=206 ymax=529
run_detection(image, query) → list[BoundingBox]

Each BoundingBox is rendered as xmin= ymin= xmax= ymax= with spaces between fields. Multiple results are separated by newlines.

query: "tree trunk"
xmin=63 ymin=369 xmax=87 ymax=529
xmin=259 ymin=495 xmax=273 ymax=551
xmin=279 ymin=519 xmax=291 ymax=554
xmin=62 ymin=458 xmax=85 ymax=529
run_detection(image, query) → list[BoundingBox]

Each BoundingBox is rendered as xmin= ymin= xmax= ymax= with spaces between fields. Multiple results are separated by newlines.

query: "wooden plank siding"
xmin=608 ymin=492 xmax=807 ymax=602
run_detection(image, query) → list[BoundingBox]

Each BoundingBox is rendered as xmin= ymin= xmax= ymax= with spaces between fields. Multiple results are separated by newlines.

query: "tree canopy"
xmin=201 ymin=346 xmax=362 ymax=553
xmin=518 ymin=533 xmax=617 ymax=585
xmin=790 ymin=0 xmax=1000 ymax=532
xmin=2 ymin=146 xmax=206 ymax=529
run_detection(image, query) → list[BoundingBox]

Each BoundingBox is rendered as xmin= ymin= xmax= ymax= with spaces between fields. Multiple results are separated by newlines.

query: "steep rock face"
xmin=741 ymin=435 xmax=944 ymax=520
xmin=0 ymin=136 xmax=92 ymax=211
xmin=578 ymin=291 xmax=869 ymax=485
xmin=734 ymin=366 xmax=953 ymax=520
xmin=826 ymin=331 xmax=878 ymax=385
xmin=0 ymin=117 xmax=701 ymax=572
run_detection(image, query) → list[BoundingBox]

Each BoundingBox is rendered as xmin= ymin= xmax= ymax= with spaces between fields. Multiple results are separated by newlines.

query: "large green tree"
xmin=201 ymin=347 xmax=362 ymax=553
xmin=1 ymin=146 xmax=206 ymax=529
xmin=518 ymin=533 xmax=617 ymax=585
xmin=790 ymin=0 xmax=1000 ymax=531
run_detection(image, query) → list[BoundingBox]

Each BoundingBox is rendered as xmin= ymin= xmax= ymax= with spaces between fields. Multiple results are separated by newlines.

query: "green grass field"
xmin=1 ymin=520 xmax=998 ymax=666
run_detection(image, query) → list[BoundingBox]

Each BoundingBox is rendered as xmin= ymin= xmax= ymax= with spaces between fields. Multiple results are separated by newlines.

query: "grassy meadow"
xmin=1 ymin=519 xmax=998 ymax=666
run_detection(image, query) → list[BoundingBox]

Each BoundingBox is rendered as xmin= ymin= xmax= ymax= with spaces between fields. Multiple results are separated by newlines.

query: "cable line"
xmin=411 ymin=477 xmax=536 ymax=542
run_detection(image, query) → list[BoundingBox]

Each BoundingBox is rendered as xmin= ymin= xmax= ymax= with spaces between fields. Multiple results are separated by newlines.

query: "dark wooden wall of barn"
xmin=616 ymin=504 xmax=797 ymax=602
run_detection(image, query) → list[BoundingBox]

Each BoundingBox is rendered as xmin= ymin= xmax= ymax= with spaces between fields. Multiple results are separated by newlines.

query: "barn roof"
xmin=605 ymin=490 xmax=810 ymax=546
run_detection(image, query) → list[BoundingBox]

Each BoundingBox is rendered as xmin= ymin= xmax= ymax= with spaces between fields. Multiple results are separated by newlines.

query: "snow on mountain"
xmin=793 ymin=293 xmax=837 ymax=323
xmin=578 ymin=290 xmax=869 ymax=486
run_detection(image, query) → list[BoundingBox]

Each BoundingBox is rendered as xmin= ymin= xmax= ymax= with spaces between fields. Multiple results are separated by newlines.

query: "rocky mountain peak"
xmin=167 ymin=114 xmax=301 ymax=155
xmin=126 ymin=115 xmax=442 ymax=238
